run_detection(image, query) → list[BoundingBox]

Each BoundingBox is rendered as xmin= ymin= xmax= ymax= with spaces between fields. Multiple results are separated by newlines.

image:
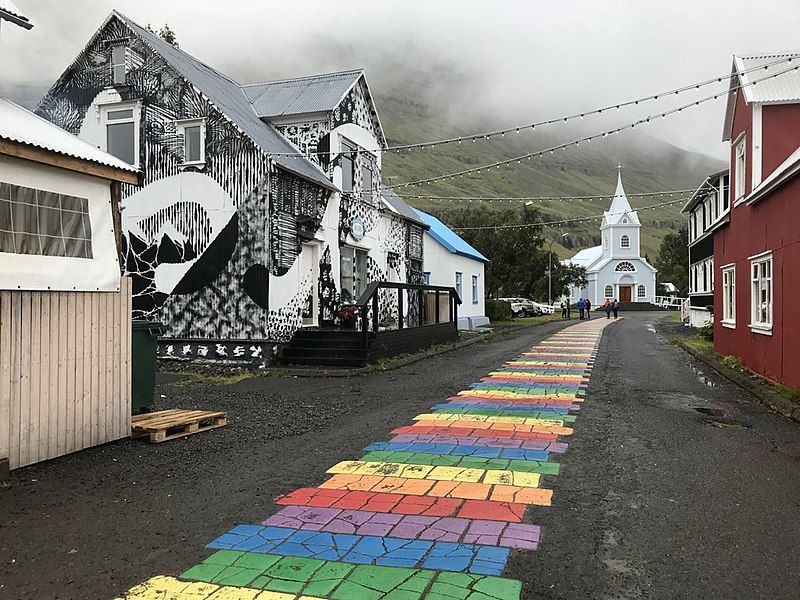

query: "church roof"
xmin=565 ymin=245 xmax=603 ymax=269
xmin=603 ymin=173 xmax=640 ymax=225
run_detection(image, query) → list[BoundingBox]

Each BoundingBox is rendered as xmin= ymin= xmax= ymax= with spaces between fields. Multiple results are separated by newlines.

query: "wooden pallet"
xmin=131 ymin=409 xmax=228 ymax=443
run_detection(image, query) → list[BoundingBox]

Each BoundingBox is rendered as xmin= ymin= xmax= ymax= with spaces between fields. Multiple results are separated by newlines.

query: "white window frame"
xmin=721 ymin=263 xmax=736 ymax=328
xmin=99 ymin=101 xmax=141 ymax=169
xmin=455 ymin=271 xmax=463 ymax=299
xmin=620 ymin=234 xmax=630 ymax=248
xmin=749 ymin=251 xmax=772 ymax=334
xmin=637 ymin=284 xmax=646 ymax=298
xmin=604 ymin=285 xmax=613 ymax=298
xmin=176 ymin=118 xmax=207 ymax=166
xmin=472 ymin=275 xmax=479 ymax=305
xmin=735 ymin=135 xmax=746 ymax=202
xmin=110 ymin=44 xmax=127 ymax=85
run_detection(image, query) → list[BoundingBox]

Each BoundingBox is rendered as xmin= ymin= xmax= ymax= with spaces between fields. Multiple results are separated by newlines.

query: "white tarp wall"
xmin=0 ymin=154 xmax=120 ymax=292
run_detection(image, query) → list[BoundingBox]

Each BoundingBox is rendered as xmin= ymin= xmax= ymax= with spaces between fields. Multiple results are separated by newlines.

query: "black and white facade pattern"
xmin=37 ymin=12 xmax=425 ymax=352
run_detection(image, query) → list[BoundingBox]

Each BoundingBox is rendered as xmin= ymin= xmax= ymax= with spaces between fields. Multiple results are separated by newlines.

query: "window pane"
xmin=107 ymin=122 xmax=135 ymax=165
xmin=184 ymin=126 xmax=202 ymax=162
xmin=362 ymin=167 xmax=372 ymax=204
xmin=107 ymin=109 xmax=133 ymax=121
xmin=0 ymin=183 xmax=93 ymax=259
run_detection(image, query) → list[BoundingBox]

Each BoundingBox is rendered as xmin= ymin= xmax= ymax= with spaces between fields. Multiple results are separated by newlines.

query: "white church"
xmin=565 ymin=173 xmax=657 ymax=305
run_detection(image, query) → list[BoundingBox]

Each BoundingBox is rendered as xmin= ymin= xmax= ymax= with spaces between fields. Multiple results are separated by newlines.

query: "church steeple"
xmin=604 ymin=171 xmax=640 ymax=225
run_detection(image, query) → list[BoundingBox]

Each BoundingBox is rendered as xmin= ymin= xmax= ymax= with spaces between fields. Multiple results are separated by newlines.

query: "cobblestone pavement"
xmin=118 ymin=318 xmax=613 ymax=599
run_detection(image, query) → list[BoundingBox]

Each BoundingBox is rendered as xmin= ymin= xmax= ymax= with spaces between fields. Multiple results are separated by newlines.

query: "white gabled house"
xmin=36 ymin=11 xmax=428 ymax=361
xmin=413 ymin=209 xmax=490 ymax=329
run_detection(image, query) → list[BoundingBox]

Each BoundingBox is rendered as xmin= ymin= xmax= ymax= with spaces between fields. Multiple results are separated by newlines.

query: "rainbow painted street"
xmin=119 ymin=319 xmax=612 ymax=599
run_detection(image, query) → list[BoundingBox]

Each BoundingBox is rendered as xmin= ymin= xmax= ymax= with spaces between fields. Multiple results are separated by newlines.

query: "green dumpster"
xmin=131 ymin=320 xmax=167 ymax=413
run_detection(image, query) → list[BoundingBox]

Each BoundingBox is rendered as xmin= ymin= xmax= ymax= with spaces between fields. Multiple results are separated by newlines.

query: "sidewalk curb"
xmin=678 ymin=342 xmax=800 ymax=424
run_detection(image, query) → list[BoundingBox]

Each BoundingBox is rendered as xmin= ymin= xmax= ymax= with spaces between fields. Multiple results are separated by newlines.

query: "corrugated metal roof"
xmin=0 ymin=1 xmax=32 ymax=28
xmin=723 ymin=52 xmax=800 ymax=140
xmin=113 ymin=12 xmax=336 ymax=191
xmin=566 ymin=245 xmax=603 ymax=269
xmin=413 ymin=209 xmax=490 ymax=264
xmin=381 ymin=189 xmax=428 ymax=227
xmin=242 ymin=70 xmax=363 ymax=118
xmin=0 ymin=97 xmax=137 ymax=173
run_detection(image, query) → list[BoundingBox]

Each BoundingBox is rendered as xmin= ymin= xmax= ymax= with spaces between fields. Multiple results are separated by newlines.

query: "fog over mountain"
xmin=3 ymin=0 xmax=799 ymax=158
xmin=2 ymin=0 xmax=798 ymax=254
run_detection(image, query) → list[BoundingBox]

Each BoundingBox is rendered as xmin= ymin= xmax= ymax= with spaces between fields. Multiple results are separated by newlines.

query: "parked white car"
xmin=531 ymin=301 xmax=555 ymax=315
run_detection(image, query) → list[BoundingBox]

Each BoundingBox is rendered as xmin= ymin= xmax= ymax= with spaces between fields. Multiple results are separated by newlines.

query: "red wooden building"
xmin=714 ymin=52 xmax=800 ymax=388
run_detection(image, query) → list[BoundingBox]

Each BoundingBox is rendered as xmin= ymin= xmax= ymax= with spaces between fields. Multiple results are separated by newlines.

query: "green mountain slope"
xmin=376 ymin=92 xmax=725 ymax=259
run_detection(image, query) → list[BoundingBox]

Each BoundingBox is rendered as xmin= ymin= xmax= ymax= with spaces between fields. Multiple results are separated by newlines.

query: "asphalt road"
xmin=1 ymin=313 xmax=798 ymax=599
xmin=509 ymin=313 xmax=800 ymax=599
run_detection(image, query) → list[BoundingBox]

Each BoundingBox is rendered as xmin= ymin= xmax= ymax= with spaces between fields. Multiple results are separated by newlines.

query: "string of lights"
xmin=450 ymin=198 xmax=688 ymax=231
xmin=267 ymin=54 xmax=796 ymax=158
xmin=385 ymin=61 xmax=800 ymax=190
xmin=400 ymin=188 xmax=696 ymax=203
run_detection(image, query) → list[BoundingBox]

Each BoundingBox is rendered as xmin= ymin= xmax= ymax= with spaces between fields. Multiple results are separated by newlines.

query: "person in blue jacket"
xmin=577 ymin=297 xmax=586 ymax=320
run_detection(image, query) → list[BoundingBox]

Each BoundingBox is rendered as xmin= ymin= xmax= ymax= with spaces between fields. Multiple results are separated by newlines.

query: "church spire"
xmin=605 ymin=170 xmax=640 ymax=225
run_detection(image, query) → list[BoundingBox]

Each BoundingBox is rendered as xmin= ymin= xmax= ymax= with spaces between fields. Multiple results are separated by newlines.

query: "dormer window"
xmin=110 ymin=44 xmax=127 ymax=85
xmin=176 ymin=118 xmax=206 ymax=166
xmin=620 ymin=234 xmax=630 ymax=248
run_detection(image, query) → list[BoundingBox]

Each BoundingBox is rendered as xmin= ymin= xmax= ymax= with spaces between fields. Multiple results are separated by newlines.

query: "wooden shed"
xmin=0 ymin=98 xmax=140 ymax=471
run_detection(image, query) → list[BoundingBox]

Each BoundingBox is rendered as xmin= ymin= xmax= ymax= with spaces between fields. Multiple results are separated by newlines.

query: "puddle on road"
xmin=693 ymin=407 xmax=726 ymax=417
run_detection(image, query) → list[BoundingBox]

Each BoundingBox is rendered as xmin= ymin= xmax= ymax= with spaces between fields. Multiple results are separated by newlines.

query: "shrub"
xmin=698 ymin=323 xmax=714 ymax=341
xmin=721 ymin=355 xmax=744 ymax=370
xmin=486 ymin=299 xmax=512 ymax=322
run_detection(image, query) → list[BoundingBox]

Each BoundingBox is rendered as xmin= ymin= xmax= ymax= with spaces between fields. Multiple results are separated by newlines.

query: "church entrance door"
xmin=619 ymin=285 xmax=632 ymax=303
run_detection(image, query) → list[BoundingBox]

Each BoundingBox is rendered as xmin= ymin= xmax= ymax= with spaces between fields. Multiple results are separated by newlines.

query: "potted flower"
xmin=335 ymin=304 xmax=361 ymax=329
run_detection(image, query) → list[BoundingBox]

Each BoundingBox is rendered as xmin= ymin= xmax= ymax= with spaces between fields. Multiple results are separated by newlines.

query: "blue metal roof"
xmin=413 ymin=209 xmax=490 ymax=264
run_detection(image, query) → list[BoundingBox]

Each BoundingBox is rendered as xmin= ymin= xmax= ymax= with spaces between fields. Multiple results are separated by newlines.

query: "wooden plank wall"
xmin=0 ymin=278 xmax=132 ymax=470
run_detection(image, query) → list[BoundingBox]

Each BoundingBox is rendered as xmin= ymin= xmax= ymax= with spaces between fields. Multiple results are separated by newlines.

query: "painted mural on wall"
xmin=36 ymin=15 xmax=332 ymax=342
xmin=36 ymin=14 xmax=424 ymax=347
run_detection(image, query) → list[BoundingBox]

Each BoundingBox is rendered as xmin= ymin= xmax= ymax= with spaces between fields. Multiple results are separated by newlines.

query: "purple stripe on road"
xmin=390 ymin=433 xmax=569 ymax=453
xmin=262 ymin=506 xmax=540 ymax=550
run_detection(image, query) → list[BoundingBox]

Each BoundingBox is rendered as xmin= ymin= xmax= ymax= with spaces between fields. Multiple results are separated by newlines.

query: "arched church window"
xmin=622 ymin=218 xmax=629 ymax=224
xmin=604 ymin=285 xmax=613 ymax=297
xmin=620 ymin=235 xmax=630 ymax=248
xmin=637 ymin=284 xmax=646 ymax=298
xmin=615 ymin=261 xmax=635 ymax=272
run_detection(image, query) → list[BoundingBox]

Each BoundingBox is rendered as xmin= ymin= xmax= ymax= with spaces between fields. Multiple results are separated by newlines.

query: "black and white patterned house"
xmin=37 ymin=11 xmax=427 ymax=361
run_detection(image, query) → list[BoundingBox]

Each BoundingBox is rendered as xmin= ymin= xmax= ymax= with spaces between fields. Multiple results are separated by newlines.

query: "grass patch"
xmin=169 ymin=370 xmax=270 ymax=387
xmin=671 ymin=335 xmax=714 ymax=356
xmin=499 ymin=314 xmax=561 ymax=327
xmin=775 ymin=384 xmax=799 ymax=400
xmin=660 ymin=312 xmax=682 ymax=324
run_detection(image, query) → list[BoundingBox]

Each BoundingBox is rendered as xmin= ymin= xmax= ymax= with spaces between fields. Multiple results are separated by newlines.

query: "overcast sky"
xmin=2 ymin=0 xmax=799 ymax=159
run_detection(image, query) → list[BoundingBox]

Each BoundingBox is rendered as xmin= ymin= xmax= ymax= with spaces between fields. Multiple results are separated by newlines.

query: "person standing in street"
xmin=604 ymin=299 xmax=612 ymax=319
xmin=577 ymin=297 xmax=585 ymax=320
xmin=612 ymin=298 xmax=620 ymax=319
xmin=585 ymin=298 xmax=592 ymax=319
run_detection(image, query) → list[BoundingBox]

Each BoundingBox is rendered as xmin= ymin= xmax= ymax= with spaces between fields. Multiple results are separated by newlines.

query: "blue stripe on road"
xmin=207 ymin=524 xmax=509 ymax=575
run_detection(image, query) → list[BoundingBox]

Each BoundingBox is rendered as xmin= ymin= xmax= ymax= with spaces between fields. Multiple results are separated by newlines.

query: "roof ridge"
xmin=112 ymin=10 xmax=241 ymax=87
xmin=241 ymin=68 xmax=364 ymax=88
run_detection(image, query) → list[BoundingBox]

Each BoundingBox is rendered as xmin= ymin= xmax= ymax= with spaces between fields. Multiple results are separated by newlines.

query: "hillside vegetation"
xmin=376 ymin=91 xmax=725 ymax=258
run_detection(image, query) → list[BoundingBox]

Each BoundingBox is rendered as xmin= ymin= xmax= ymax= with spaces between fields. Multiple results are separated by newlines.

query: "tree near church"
xmin=434 ymin=205 xmax=546 ymax=299
xmin=146 ymin=23 xmax=179 ymax=47
xmin=654 ymin=225 xmax=689 ymax=295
